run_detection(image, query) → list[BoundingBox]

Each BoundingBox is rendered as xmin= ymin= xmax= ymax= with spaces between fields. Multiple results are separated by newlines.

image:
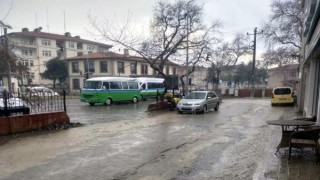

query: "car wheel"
xmin=132 ymin=97 xmax=138 ymax=103
xmin=202 ymin=105 xmax=207 ymax=114
xmin=104 ymin=98 xmax=112 ymax=106
xmin=271 ymin=103 xmax=275 ymax=106
xmin=214 ymin=103 xmax=219 ymax=111
xmin=89 ymin=102 xmax=95 ymax=106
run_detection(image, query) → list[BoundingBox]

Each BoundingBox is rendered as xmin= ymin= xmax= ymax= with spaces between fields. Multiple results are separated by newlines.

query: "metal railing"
xmin=0 ymin=90 xmax=66 ymax=117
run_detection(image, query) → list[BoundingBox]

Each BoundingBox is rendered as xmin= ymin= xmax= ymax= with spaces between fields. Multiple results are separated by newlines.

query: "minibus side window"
xmin=128 ymin=82 xmax=138 ymax=89
xmin=142 ymin=83 xmax=146 ymax=90
xmin=110 ymin=81 xmax=122 ymax=89
xmin=102 ymin=82 xmax=109 ymax=90
xmin=122 ymin=82 xmax=129 ymax=89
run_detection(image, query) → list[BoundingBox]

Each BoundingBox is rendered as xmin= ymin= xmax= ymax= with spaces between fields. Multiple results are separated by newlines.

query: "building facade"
xmin=7 ymin=27 xmax=112 ymax=87
xmin=300 ymin=0 xmax=320 ymax=124
xmin=267 ymin=64 xmax=299 ymax=89
xmin=66 ymin=51 xmax=179 ymax=93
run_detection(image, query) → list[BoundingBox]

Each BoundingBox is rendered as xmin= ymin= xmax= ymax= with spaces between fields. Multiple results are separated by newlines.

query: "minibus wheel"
xmin=132 ymin=97 xmax=138 ymax=103
xmin=105 ymin=98 xmax=112 ymax=106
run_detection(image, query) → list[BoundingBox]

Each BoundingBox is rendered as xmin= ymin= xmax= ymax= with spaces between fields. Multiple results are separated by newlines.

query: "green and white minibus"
xmin=80 ymin=77 xmax=142 ymax=106
xmin=136 ymin=77 xmax=165 ymax=100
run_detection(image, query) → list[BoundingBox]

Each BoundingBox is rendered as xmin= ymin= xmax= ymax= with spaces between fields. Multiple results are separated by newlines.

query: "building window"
xmin=141 ymin=64 xmax=148 ymax=75
xmin=130 ymin=62 xmax=137 ymax=74
xmin=42 ymin=50 xmax=51 ymax=57
xmin=72 ymin=79 xmax=80 ymax=90
xmin=173 ymin=67 xmax=176 ymax=75
xmin=43 ymin=61 xmax=47 ymax=67
xmin=21 ymin=39 xmax=34 ymax=45
xmin=71 ymin=62 xmax=79 ymax=73
xmin=22 ymin=49 xmax=33 ymax=56
xmin=68 ymin=42 xmax=75 ymax=48
xmin=22 ymin=60 xmax=29 ymax=66
xmin=30 ymin=72 xmax=35 ymax=79
xmin=84 ymin=61 xmax=95 ymax=73
xmin=41 ymin=39 xmax=51 ymax=46
xmin=21 ymin=39 xmax=28 ymax=44
xmin=100 ymin=61 xmax=108 ymax=73
xmin=117 ymin=61 xmax=124 ymax=74
xmin=30 ymin=60 xmax=34 ymax=67
xmin=77 ymin=52 xmax=83 ymax=56
xmin=87 ymin=44 xmax=95 ymax=51
xmin=166 ymin=66 xmax=169 ymax=75
xmin=289 ymin=70 xmax=296 ymax=77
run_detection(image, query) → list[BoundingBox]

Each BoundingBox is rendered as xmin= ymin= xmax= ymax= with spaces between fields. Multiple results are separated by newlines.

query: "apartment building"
xmin=7 ymin=27 xmax=112 ymax=86
xmin=300 ymin=0 xmax=320 ymax=123
xmin=66 ymin=50 xmax=179 ymax=93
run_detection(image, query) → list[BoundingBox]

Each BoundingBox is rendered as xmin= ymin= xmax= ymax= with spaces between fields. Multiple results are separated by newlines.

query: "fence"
xmin=0 ymin=90 xmax=66 ymax=117
xmin=213 ymin=88 xmax=273 ymax=98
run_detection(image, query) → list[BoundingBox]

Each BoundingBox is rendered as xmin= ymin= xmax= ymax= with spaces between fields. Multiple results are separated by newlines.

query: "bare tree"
xmin=261 ymin=46 xmax=299 ymax=67
xmin=177 ymin=21 xmax=221 ymax=94
xmin=89 ymin=0 xmax=219 ymax=91
xmin=207 ymin=33 xmax=250 ymax=87
xmin=0 ymin=43 xmax=21 ymax=86
xmin=261 ymin=0 xmax=303 ymax=65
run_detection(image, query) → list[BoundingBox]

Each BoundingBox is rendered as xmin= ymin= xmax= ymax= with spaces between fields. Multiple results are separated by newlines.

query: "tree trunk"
xmin=53 ymin=79 xmax=56 ymax=89
xmin=180 ymin=75 xmax=186 ymax=96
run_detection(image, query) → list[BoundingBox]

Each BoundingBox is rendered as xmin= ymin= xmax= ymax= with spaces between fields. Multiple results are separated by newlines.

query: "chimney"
xmin=124 ymin=49 xmax=129 ymax=56
xmin=22 ymin=28 xmax=29 ymax=32
xmin=74 ymin=35 xmax=80 ymax=39
xmin=65 ymin=32 xmax=71 ymax=37
xmin=34 ymin=27 xmax=42 ymax=32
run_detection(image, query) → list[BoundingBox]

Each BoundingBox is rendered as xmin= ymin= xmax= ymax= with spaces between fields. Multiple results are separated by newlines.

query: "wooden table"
xmin=267 ymin=120 xmax=315 ymax=152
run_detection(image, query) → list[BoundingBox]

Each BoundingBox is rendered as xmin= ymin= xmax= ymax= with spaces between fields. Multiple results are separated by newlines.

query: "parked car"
xmin=26 ymin=87 xmax=59 ymax=97
xmin=176 ymin=91 xmax=220 ymax=114
xmin=271 ymin=87 xmax=295 ymax=106
xmin=0 ymin=92 xmax=30 ymax=116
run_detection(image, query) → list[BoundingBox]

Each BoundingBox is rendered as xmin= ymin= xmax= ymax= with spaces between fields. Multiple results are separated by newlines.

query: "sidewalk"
xmin=257 ymin=108 xmax=320 ymax=180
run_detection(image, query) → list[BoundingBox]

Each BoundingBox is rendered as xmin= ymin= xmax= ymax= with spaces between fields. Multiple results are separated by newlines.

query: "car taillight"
xmin=272 ymin=93 xmax=274 ymax=98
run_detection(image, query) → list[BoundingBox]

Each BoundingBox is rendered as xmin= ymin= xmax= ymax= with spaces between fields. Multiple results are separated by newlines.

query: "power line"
xmin=1 ymin=0 xmax=13 ymax=21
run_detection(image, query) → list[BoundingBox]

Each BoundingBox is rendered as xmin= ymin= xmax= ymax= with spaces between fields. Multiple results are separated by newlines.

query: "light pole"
xmin=0 ymin=21 xmax=13 ymax=94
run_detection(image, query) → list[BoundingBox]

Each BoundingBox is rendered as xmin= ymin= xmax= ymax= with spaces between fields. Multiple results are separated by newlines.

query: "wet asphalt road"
xmin=0 ymin=98 xmax=295 ymax=180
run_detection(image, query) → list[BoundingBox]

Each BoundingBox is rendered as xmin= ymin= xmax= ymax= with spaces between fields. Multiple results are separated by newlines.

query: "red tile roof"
xmin=8 ymin=31 xmax=112 ymax=48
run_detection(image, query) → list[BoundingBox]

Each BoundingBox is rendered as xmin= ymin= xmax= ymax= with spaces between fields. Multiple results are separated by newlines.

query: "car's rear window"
xmin=274 ymin=88 xmax=291 ymax=95
xmin=185 ymin=92 xmax=206 ymax=99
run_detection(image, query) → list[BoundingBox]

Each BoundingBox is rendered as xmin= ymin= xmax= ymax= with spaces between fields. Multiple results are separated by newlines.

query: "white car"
xmin=27 ymin=87 xmax=59 ymax=97
xmin=0 ymin=94 xmax=30 ymax=116
xmin=177 ymin=91 xmax=220 ymax=114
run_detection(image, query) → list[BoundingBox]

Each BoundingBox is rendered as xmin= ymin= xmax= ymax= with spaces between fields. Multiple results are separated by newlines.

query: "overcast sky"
xmin=0 ymin=0 xmax=272 ymax=61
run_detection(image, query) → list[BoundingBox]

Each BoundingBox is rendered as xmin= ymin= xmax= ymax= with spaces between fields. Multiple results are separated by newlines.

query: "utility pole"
xmin=0 ymin=21 xmax=12 ymax=94
xmin=247 ymin=27 xmax=262 ymax=97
